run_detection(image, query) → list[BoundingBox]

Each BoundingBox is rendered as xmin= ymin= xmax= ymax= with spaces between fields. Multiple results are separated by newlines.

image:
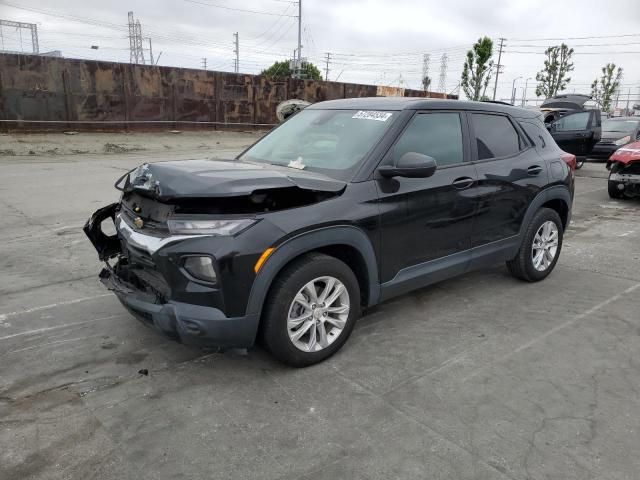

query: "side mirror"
xmin=378 ymin=152 xmax=437 ymax=178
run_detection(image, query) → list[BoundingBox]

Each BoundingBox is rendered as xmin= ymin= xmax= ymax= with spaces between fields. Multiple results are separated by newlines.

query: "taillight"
xmin=560 ymin=152 xmax=576 ymax=171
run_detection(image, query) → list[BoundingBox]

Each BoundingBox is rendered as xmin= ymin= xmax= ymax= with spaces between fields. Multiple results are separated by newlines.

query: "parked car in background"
xmin=85 ymin=98 xmax=574 ymax=367
xmin=606 ymin=140 xmax=640 ymax=199
xmin=540 ymin=94 xmax=602 ymax=169
xmin=591 ymin=117 xmax=640 ymax=160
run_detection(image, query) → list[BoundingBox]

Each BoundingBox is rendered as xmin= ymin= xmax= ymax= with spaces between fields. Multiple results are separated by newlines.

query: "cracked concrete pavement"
xmin=1 ymin=138 xmax=639 ymax=479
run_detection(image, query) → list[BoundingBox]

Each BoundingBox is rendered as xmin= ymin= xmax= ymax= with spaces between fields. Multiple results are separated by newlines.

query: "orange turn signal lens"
xmin=254 ymin=247 xmax=274 ymax=273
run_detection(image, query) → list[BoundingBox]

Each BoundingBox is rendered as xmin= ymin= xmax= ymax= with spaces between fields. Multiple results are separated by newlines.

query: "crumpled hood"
xmin=610 ymin=141 xmax=640 ymax=164
xmin=118 ymin=159 xmax=346 ymax=200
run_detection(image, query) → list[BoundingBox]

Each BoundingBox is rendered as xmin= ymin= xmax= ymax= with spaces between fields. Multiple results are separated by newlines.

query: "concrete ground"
xmin=1 ymin=137 xmax=639 ymax=480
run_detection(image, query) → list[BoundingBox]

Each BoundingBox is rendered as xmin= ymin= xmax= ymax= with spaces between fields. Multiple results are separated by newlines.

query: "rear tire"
xmin=507 ymin=208 xmax=563 ymax=282
xmin=575 ymin=157 xmax=585 ymax=169
xmin=261 ymin=253 xmax=361 ymax=367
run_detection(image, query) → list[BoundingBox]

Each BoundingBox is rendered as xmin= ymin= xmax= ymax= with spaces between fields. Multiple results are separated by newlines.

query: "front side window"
xmin=393 ymin=112 xmax=464 ymax=167
xmin=553 ymin=111 xmax=590 ymax=131
xmin=471 ymin=113 xmax=522 ymax=160
xmin=239 ymin=109 xmax=397 ymax=180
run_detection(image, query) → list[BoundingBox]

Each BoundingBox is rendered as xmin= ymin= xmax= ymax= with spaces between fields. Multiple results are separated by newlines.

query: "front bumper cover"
xmin=86 ymin=204 xmax=260 ymax=349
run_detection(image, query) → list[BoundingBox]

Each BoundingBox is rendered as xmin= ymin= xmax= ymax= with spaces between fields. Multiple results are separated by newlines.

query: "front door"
xmin=550 ymin=110 xmax=601 ymax=157
xmin=376 ymin=111 xmax=478 ymax=288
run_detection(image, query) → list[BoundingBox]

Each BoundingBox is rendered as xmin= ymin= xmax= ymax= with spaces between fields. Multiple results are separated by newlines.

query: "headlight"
xmin=167 ymin=218 xmax=256 ymax=235
xmin=614 ymin=136 xmax=631 ymax=146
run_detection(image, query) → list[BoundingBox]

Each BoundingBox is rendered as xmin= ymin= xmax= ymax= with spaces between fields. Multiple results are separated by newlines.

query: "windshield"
xmin=239 ymin=109 xmax=397 ymax=180
xmin=603 ymin=119 xmax=639 ymax=134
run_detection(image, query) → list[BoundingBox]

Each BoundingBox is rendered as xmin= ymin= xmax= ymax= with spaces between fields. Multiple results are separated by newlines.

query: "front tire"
xmin=507 ymin=208 xmax=563 ymax=282
xmin=261 ymin=253 xmax=361 ymax=367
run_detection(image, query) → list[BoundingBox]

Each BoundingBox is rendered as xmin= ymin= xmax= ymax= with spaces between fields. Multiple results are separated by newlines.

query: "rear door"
xmin=549 ymin=110 xmax=601 ymax=156
xmin=469 ymin=111 xmax=548 ymax=246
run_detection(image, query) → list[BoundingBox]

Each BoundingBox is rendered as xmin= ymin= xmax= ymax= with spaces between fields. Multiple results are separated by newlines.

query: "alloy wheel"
xmin=287 ymin=276 xmax=350 ymax=352
xmin=531 ymin=220 xmax=559 ymax=272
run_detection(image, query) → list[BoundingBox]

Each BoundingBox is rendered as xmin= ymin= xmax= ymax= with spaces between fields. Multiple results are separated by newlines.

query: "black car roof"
xmin=308 ymin=97 xmax=541 ymax=119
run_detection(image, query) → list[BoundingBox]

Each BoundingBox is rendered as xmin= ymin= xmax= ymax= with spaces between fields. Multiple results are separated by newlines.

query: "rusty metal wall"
xmin=0 ymin=53 xmax=456 ymax=131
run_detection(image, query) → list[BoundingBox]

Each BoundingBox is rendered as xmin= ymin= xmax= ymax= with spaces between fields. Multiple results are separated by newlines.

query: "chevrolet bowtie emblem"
xmin=134 ymin=217 xmax=144 ymax=229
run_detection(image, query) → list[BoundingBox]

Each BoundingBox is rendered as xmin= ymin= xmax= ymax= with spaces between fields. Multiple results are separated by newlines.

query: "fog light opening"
xmin=617 ymin=183 xmax=625 ymax=191
xmin=183 ymin=256 xmax=217 ymax=283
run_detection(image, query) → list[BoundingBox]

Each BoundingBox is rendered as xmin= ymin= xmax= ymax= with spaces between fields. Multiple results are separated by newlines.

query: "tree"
xmin=260 ymin=60 xmax=322 ymax=80
xmin=535 ymin=44 xmax=574 ymax=98
xmin=422 ymin=75 xmax=431 ymax=91
xmin=460 ymin=37 xmax=494 ymax=101
xmin=591 ymin=63 xmax=623 ymax=112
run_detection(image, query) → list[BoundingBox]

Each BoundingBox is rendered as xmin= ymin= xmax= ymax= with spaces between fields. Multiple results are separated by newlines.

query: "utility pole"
xmin=233 ymin=32 xmax=239 ymax=73
xmin=438 ymin=53 xmax=448 ymax=94
xmin=201 ymin=58 xmax=207 ymax=70
xmin=492 ymin=37 xmax=505 ymax=100
xmin=294 ymin=0 xmax=302 ymax=78
xmin=422 ymin=53 xmax=431 ymax=94
xmin=324 ymin=52 xmax=331 ymax=81
xmin=147 ymin=38 xmax=154 ymax=65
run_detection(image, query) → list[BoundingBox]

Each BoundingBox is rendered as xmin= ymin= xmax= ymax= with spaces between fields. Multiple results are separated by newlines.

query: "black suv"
xmin=85 ymin=98 xmax=573 ymax=367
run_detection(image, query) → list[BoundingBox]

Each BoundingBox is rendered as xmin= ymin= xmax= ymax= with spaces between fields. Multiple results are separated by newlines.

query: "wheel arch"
xmin=519 ymin=186 xmax=572 ymax=235
xmin=245 ymin=226 xmax=380 ymax=318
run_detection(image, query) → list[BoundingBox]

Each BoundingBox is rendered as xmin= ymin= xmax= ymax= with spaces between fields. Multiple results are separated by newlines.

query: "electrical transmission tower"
xmin=233 ymin=32 xmax=239 ymax=73
xmin=422 ymin=53 xmax=430 ymax=93
xmin=128 ymin=11 xmax=145 ymax=64
xmin=0 ymin=19 xmax=39 ymax=54
xmin=438 ymin=53 xmax=448 ymax=94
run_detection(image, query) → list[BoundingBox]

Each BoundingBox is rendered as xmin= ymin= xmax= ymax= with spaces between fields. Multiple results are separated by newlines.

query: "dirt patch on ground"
xmin=0 ymin=131 xmax=262 ymax=157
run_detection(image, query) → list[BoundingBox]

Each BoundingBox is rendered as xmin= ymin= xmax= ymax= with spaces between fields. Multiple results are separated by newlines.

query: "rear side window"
xmin=553 ymin=111 xmax=590 ymax=131
xmin=394 ymin=112 xmax=464 ymax=167
xmin=471 ymin=113 xmax=522 ymax=160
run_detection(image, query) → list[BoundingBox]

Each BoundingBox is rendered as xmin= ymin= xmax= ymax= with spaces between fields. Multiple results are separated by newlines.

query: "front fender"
xmin=245 ymin=226 xmax=380 ymax=316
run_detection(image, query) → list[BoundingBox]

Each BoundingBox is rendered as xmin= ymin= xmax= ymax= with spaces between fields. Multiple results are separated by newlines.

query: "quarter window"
xmin=471 ymin=113 xmax=522 ymax=160
xmin=394 ymin=113 xmax=464 ymax=167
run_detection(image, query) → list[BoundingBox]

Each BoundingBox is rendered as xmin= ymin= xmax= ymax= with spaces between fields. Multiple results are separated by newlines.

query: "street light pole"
xmin=522 ymin=77 xmax=532 ymax=107
xmin=511 ymin=76 xmax=522 ymax=105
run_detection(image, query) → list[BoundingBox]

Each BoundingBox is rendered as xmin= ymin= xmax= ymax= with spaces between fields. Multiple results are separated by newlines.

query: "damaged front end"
xmin=607 ymin=142 xmax=640 ymax=199
xmin=83 ymin=158 xmax=346 ymax=348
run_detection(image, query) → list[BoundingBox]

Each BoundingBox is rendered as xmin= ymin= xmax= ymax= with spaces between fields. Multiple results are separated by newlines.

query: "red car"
xmin=607 ymin=141 xmax=640 ymax=199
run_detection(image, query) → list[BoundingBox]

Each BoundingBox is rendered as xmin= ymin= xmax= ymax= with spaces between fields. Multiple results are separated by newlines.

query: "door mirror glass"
xmin=378 ymin=152 xmax=437 ymax=178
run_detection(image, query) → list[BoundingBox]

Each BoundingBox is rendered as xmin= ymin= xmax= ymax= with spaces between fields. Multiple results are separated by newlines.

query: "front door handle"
xmin=527 ymin=165 xmax=543 ymax=176
xmin=452 ymin=177 xmax=475 ymax=189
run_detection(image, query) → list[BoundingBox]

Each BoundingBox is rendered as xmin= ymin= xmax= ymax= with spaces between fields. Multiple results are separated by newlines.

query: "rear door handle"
xmin=527 ymin=165 xmax=543 ymax=176
xmin=452 ymin=177 xmax=475 ymax=189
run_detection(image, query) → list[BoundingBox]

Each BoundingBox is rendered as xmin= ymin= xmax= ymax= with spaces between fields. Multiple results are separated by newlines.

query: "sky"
xmin=1 ymin=0 xmax=639 ymax=104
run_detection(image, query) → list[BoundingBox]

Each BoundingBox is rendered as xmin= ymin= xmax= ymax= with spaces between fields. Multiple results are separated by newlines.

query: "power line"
xmin=183 ymin=0 xmax=297 ymax=17
xmin=511 ymin=33 xmax=640 ymax=41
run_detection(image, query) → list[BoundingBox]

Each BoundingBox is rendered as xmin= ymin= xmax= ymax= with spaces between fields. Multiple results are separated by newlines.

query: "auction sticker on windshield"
xmin=352 ymin=111 xmax=393 ymax=122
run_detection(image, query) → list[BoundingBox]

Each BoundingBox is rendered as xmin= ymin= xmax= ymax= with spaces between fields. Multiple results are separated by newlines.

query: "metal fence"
xmin=0 ymin=53 xmax=455 ymax=132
